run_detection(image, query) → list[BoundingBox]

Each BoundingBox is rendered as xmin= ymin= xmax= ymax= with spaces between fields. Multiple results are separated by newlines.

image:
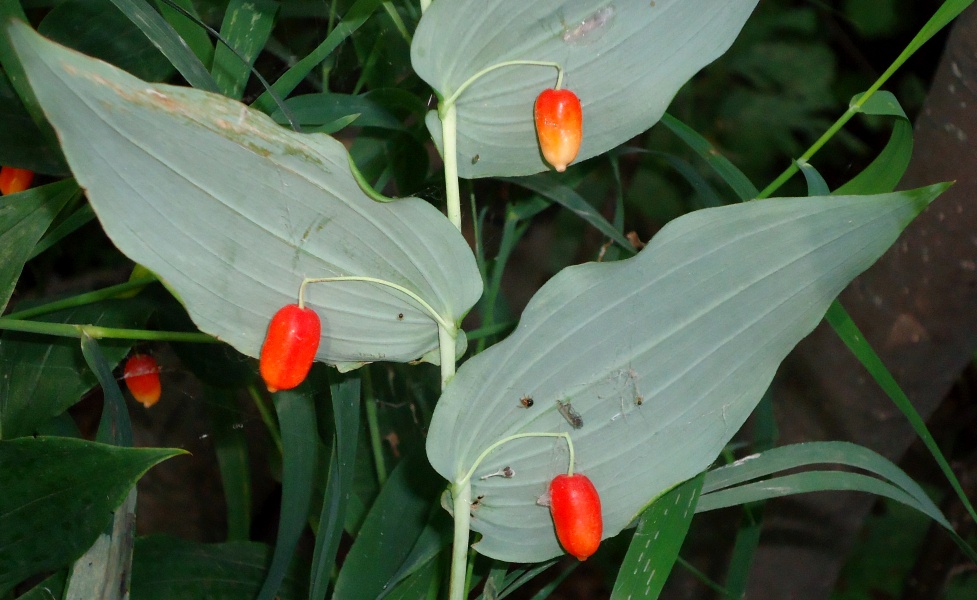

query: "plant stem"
xmin=438 ymin=324 xmax=456 ymax=389
xmin=362 ymin=368 xmax=387 ymax=486
xmin=4 ymin=276 xmax=157 ymax=320
xmin=442 ymin=60 xmax=563 ymax=108
xmin=446 ymin=431 xmax=575 ymax=600
xmin=461 ymin=431 xmax=573 ymax=484
xmin=300 ymin=276 xmax=454 ymax=332
xmin=448 ymin=479 xmax=472 ymax=600
xmin=0 ymin=318 xmax=217 ymax=343
xmin=440 ymin=102 xmax=462 ymax=230
xmin=756 ymin=0 xmax=955 ymax=200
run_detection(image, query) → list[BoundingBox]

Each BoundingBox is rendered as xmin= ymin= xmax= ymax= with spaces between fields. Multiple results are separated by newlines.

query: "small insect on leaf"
xmin=556 ymin=399 xmax=583 ymax=429
xmin=519 ymin=395 xmax=534 ymax=408
xmin=534 ymin=89 xmax=583 ymax=172
xmin=0 ymin=166 xmax=35 ymax=195
xmin=259 ymin=304 xmax=321 ymax=393
xmin=549 ymin=473 xmax=603 ymax=560
xmin=124 ymin=353 xmax=161 ymax=408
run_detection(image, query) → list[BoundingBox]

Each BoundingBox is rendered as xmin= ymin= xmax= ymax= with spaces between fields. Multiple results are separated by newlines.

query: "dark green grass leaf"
xmin=610 ymin=474 xmax=704 ymax=600
xmin=154 ymin=0 xmax=214 ymax=67
xmin=0 ymin=179 xmax=77 ymax=314
xmin=0 ymin=68 xmax=67 ymax=173
xmin=131 ymin=535 xmax=307 ymax=600
xmin=835 ymin=91 xmax=912 ymax=196
xmin=205 ymin=387 xmax=252 ymax=541
xmin=0 ymin=299 xmax=154 ymax=440
xmin=332 ymin=452 xmax=442 ymax=599
xmin=106 ymin=0 xmax=219 ymax=91
xmin=0 ymin=437 xmax=181 ymax=594
xmin=211 ymin=0 xmax=278 ymax=100
xmin=506 ymin=174 xmax=635 ymax=253
xmin=257 ymin=387 xmax=319 ymax=600
xmin=251 ymin=0 xmax=385 ymax=114
xmin=660 ymin=113 xmax=759 ymax=201
xmin=309 ymin=375 xmax=361 ymax=600
xmin=825 ymin=303 xmax=977 ymax=531
xmin=39 ymin=0 xmax=174 ymax=82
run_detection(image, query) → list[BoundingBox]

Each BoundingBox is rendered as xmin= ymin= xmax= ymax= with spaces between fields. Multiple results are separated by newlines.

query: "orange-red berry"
xmin=259 ymin=304 xmax=321 ymax=393
xmin=534 ymin=89 xmax=583 ymax=172
xmin=124 ymin=354 xmax=161 ymax=408
xmin=0 ymin=167 xmax=34 ymax=195
xmin=549 ymin=473 xmax=603 ymax=561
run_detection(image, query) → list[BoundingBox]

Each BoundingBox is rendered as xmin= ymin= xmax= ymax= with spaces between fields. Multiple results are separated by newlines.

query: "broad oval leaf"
xmin=10 ymin=23 xmax=481 ymax=370
xmin=411 ymin=0 xmax=760 ymax=178
xmin=427 ymin=186 xmax=945 ymax=562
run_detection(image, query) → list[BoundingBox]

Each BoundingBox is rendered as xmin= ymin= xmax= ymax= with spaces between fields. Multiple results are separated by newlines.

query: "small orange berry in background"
xmin=548 ymin=472 xmax=603 ymax=561
xmin=124 ymin=353 xmax=162 ymax=408
xmin=0 ymin=166 xmax=35 ymax=195
xmin=534 ymin=89 xmax=583 ymax=172
xmin=259 ymin=304 xmax=321 ymax=393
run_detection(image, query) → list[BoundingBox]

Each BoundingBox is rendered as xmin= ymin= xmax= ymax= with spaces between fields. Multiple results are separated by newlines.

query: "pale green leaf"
xmin=427 ymin=186 xmax=944 ymax=562
xmin=10 ymin=23 xmax=481 ymax=370
xmin=412 ymin=0 xmax=760 ymax=177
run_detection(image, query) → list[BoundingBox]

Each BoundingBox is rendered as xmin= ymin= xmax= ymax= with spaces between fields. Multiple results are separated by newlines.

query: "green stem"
xmin=756 ymin=106 xmax=857 ymax=199
xmin=362 ymin=368 xmax=387 ymax=486
xmin=460 ymin=431 xmax=574 ymax=485
xmin=299 ymin=276 xmax=454 ymax=332
xmin=440 ymin=102 xmax=462 ymax=230
xmin=247 ymin=384 xmax=283 ymax=456
xmin=381 ymin=0 xmax=411 ymax=44
xmin=4 ymin=276 xmax=158 ymax=320
xmin=0 ymin=318 xmax=217 ymax=343
xmin=447 ymin=431 xmax=575 ymax=600
xmin=756 ymin=2 xmax=953 ymax=200
xmin=442 ymin=60 xmax=563 ymax=108
xmin=448 ymin=479 xmax=472 ymax=600
xmin=348 ymin=154 xmax=399 ymax=203
xmin=438 ymin=324 xmax=457 ymax=390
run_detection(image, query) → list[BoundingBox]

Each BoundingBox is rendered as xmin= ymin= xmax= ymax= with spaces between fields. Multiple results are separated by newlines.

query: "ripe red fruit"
xmin=0 ymin=166 xmax=35 ymax=195
xmin=534 ymin=89 xmax=583 ymax=172
xmin=259 ymin=304 xmax=321 ymax=393
xmin=124 ymin=354 xmax=161 ymax=408
xmin=549 ymin=473 xmax=603 ymax=560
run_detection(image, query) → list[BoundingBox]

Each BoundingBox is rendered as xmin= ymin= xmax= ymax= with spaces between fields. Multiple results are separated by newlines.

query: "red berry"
xmin=124 ymin=354 xmax=161 ymax=408
xmin=534 ymin=89 xmax=583 ymax=172
xmin=0 ymin=167 xmax=34 ymax=195
xmin=549 ymin=473 xmax=602 ymax=560
xmin=259 ymin=304 xmax=321 ymax=393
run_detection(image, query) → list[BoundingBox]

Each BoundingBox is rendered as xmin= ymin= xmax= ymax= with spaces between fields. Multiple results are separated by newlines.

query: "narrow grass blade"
xmin=332 ymin=452 xmax=442 ymax=599
xmin=825 ymin=302 xmax=977 ymax=527
xmin=660 ymin=113 xmax=758 ymax=201
xmin=211 ymin=0 xmax=278 ymax=100
xmin=308 ymin=375 xmax=361 ymax=600
xmin=251 ymin=0 xmax=384 ymax=114
xmin=797 ymin=160 xmax=829 ymax=196
xmin=206 ymin=386 xmax=252 ymax=541
xmin=0 ymin=179 xmax=76 ymax=313
xmin=257 ymin=387 xmax=319 ymax=600
xmin=836 ymin=91 xmax=912 ymax=196
xmin=80 ymin=334 xmax=132 ymax=447
xmin=610 ymin=473 xmax=704 ymax=600
xmin=107 ymin=0 xmax=219 ymax=92
xmin=505 ymin=174 xmax=635 ymax=253
xmin=154 ymin=0 xmax=214 ymax=66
